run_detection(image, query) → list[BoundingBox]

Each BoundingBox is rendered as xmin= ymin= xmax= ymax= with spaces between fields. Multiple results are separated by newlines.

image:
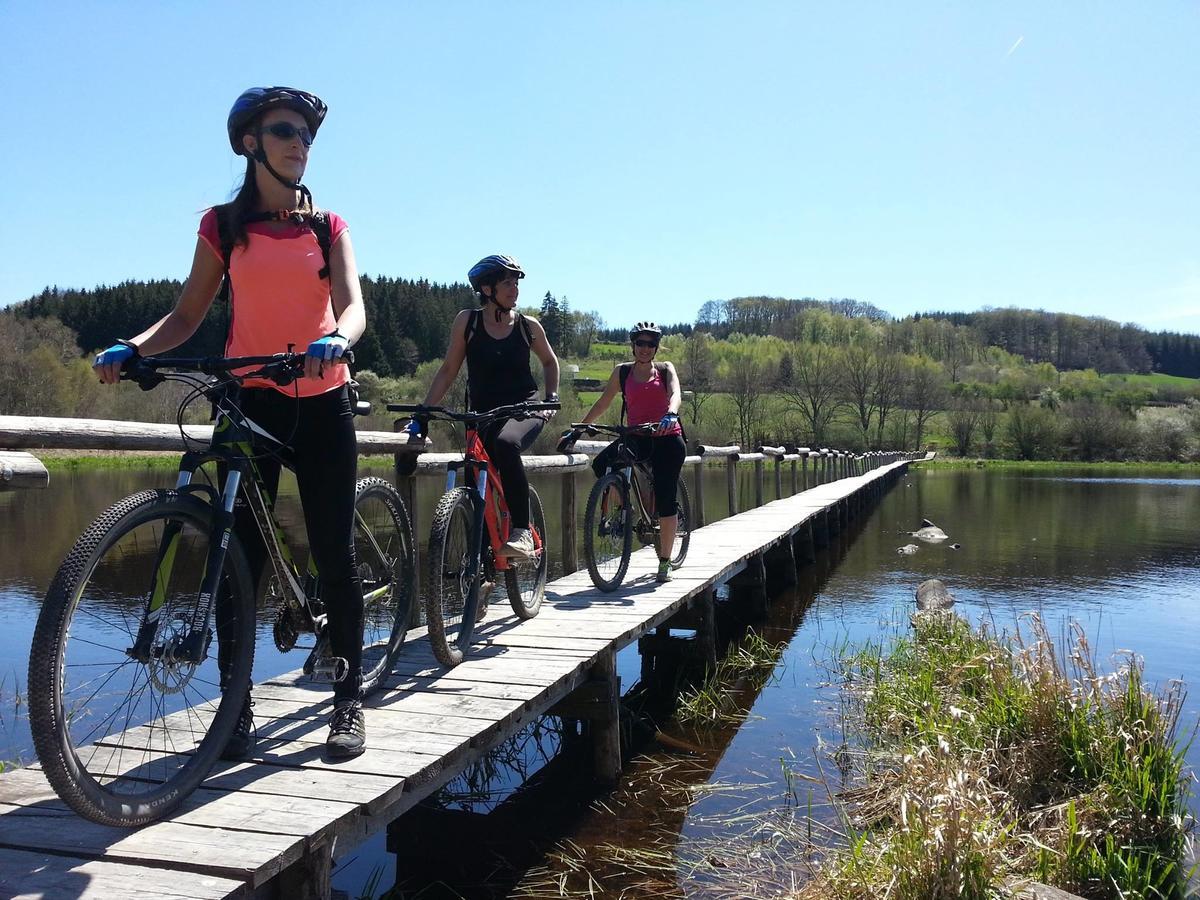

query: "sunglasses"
xmin=633 ymin=339 xmax=659 ymax=349
xmin=263 ymin=122 xmax=314 ymax=147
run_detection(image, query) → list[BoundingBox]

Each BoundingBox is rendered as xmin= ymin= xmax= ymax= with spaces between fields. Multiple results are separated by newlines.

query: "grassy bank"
xmin=912 ymin=458 xmax=1200 ymax=475
xmin=801 ymin=612 xmax=1196 ymax=899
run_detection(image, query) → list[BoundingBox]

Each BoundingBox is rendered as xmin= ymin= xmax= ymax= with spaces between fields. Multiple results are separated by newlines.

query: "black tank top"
xmin=465 ymin=309 xmax=538 ymax=412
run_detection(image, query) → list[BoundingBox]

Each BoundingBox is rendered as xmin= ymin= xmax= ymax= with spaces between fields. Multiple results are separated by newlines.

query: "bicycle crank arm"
xmin=306 ymin=655 xmax=349 ymax=683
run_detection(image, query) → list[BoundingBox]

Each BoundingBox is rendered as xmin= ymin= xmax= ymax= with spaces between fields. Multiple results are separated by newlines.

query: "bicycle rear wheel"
xmin=353 ymin=477 xmax=415 ymax=695
xmin=505 ymin=487 xmax=547 ymax=618
xmin=425 ymin=487 xmax=478 ymax=667
xmin=583 ymin=473 xmax=633 ymax=592
xmin=670 ymin=475 xmax=692 ymax=568
xmin=28 ymin=489 xmax=254 ymax=827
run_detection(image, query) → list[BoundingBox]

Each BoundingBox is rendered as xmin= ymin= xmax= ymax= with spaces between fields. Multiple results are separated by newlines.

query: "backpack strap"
xmin=308 ymin=210 xmax=332 ymax=280
xmin=517 ymin=313 xmax=534 ymax=347
xmin=464 ymin=307 xmax=484 ymax=345
xmin=617 ymin=362 xmax=634 ymax=425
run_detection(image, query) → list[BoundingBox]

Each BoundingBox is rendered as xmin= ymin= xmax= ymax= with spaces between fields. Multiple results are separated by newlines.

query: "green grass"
xmin=802 ymin=613 xmax=1197 ymax=900
xmin=1103 ymin=372 xmax=1200 ymax=390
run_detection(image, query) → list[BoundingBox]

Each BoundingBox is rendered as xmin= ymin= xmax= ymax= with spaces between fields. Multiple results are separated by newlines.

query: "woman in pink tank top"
xmin=572 ymin=322 xmax=687 ymax=583
xmin=93 ymin=87 xmax=371 ymax=760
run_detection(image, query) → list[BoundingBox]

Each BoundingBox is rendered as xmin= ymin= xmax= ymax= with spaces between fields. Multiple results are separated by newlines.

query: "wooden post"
xmin=753 ymin=458 xmax=764 ymax=507
xmin=693 ymin=460 xmax=706 ymax=528
xmin=561 ymin=470 xmax=578 ymax=574
xmin=591 ymin=651 xmax=622 ymax=786
xmin=726 ymin=456 xmax=738 ymax=516
xmin=794 ymin=521 xmax=816 ymax=564
xmin=275 ymin=837 xmax=332 ymax=900
xmin=801 ymin=455 xmax=808 ymax=490
xmin=790 ymin=458 xmax=798 ymax=494
xmin=812 ymin=509 xmax=830 ymax=547
xmin=773 ymin=457 xmax=783 ymax=500
xmin=765 ymin=539 xmax=797 ymax=588
xmin=730 ymin=553 xmax=768 ymax=619
xmin=692 ymin=588 xmax=718 ymax=673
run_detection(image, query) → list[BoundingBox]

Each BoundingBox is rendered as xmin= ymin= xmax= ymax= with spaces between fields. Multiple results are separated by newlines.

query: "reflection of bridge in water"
xmin=0 ymin=424 xmax=917 ymax=899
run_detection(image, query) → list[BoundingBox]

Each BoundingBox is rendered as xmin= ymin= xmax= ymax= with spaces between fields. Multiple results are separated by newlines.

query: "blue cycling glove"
xmin=94 ymin=341 xmax=137 ymax=369
xmin=405 ymin=417 xmax=428 ymax=441
xmin=657 ymin=413 xmax=679 ymax=432
xmin=306 ymin=330 xmax=350 ymax=363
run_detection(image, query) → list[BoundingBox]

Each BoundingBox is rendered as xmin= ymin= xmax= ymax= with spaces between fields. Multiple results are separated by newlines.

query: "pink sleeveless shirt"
xmin=625 ymin=365 xmax=682 ymax=435
xmin=199 ymin=209 xmax=349 ymax=397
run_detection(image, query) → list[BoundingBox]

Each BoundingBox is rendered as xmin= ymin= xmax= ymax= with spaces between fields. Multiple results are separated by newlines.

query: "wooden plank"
xmin=0 ymin=810 xmax=302 ymax=886
xmin=0 ymin=451 xmax=49 ymax=489
xmin=0 ymin=847 xmax=247 ymax=900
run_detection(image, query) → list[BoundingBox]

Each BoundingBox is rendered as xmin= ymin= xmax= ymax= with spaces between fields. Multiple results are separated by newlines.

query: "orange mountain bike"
xmin=389 ymin=400 xmax=558 ymax=666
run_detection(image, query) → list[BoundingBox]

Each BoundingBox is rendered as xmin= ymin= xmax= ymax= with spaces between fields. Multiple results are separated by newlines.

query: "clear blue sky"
xmin=2 ymin=2 xmax=1197 ymax=334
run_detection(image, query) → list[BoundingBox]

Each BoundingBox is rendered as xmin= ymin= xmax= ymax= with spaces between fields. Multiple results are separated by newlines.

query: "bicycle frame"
xmin=443 ymin=426 xmax=545 ymax=642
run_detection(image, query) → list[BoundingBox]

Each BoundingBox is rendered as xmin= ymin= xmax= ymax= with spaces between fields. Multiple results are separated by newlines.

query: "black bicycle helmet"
xmin=468 ymin=255 xmax=525 ymax=294
xmin=227 ymin=87 xmax=327 ymax=156
xmin=629 ymin=321 xmax=663 ymax=341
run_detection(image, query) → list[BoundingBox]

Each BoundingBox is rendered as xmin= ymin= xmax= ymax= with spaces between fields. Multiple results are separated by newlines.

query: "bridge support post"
xmin=726 ymin=457 xmax=739 ymax=516
xmin=275 ymin=836 xmax=333 ymax=900
xmin=790 ymin=458 xmax=798 ymax=494
xmin=765 ymin=539 xmax=797 ymax=589
xmin=773 ymin=457 xmax=783 ymax=500
xmin=693 ymin=461 xmax=706 ymax=527
xmin=812 ymin=509 xmax=830 ymax=548
xmin=794 ymin=521 xmax=816 ymax=564
xmin=753 ymin=458 xmax=764 ymax=507
xmin=590 ymin=651 xmax=622 ymax=787
xmin=729 ymin=553 xmax=768 ymax=619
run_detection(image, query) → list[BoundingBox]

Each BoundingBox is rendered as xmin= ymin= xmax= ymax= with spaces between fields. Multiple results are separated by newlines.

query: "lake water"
xmin=2 ymin=463 xmax=1198 ymax=896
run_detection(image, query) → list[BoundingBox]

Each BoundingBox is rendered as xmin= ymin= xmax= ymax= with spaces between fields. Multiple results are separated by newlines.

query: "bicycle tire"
xmin=505 ymin=487 xmax=547 ymax=618
xmin=353 ymin=477 xmax=415 ymax=695
xmin=583 ymin=472 xmax=633 ymax=592
xmin=671 ymin=475 xmax=692 ymax=568
xmin=28 ymin=489 xmax=254 ymax=827
xmin=425 ymin=486 xmax=478 ymax=667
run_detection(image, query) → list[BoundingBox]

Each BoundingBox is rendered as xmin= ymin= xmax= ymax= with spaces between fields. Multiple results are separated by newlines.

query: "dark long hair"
xmin=215 ymin=121 xmax=315 ymax=248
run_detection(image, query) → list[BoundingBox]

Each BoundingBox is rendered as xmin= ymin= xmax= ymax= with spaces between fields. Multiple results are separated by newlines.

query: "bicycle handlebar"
xmin=568 ymin=422 xmax=658 ymax=437
xmin=387 ymin=401 xmax=560 ymax=424
xmin=120 ymin=351 xmax=355 ymax=389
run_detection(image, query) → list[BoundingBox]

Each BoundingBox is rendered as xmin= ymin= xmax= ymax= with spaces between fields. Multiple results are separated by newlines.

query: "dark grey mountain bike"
xmin=29 ymin=352 xmax=414 ymax=826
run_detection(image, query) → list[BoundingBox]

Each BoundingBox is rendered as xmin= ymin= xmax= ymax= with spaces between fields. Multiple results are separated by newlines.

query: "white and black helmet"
xmin=629 ymin=321 xmax=662 ymax=342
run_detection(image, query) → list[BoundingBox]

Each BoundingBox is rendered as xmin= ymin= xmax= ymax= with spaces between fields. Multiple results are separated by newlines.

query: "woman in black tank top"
xmin=414 ymin=255 xmax=560 ymax=558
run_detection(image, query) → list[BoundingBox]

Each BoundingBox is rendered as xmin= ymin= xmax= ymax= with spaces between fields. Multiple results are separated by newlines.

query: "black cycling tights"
xmin=591 ymin=433 xmax=686 ymax=516
xmin=479 ymin=416 xmax=545 ymax=529
xmin=217 ymin=385 xmax=364 ymax=701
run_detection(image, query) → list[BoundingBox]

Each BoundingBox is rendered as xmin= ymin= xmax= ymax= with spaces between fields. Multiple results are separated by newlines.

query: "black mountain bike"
xmin=570 ymin=423 xmax=691 ymax=592
xmin=29 ymin=353 xmax=414 ymax=827
xmin=389 ymin=401 xmax=558 ymax=666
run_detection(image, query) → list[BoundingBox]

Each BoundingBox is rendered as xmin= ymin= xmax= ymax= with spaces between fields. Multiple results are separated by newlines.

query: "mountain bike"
xmin=569 ymin=423 xmax=691 ymax=592
xmin=388 ymin=400 xmax=559 ymax=667
xmin=28 ymin=352 xmax=414 ymax=827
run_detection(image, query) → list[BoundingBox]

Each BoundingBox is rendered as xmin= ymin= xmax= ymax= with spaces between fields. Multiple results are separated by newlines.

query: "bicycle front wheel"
xmin=505 ymin=487 xmax=547 ymax=618
xmin=28 ymin=489 xmax=255 ymax=827
xmin=354 ymin=477 xmax=415 ymax=695
xmin=425 ymin=487 xmax=479 ymax=667
xmin=584 ymin=473 xmax=633 ymax=592
xmin=670 ymin=475 xmax=692 ymax=568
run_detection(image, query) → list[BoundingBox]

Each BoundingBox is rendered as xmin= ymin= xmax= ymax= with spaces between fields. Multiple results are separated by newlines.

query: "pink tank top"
xmin=199 ymin=208 xmax=350 ymax=397
xmin=625 ymin=365 xmax=682 ymax=435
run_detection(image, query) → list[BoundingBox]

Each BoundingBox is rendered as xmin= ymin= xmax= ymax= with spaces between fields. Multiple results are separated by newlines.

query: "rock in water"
xmin=910 ymin=518 xmax=949 ymax=543
xmin=915 ymin=578 xmax=955 ymax=611
xmin=896 ymin=544 xmax=920 ymax=555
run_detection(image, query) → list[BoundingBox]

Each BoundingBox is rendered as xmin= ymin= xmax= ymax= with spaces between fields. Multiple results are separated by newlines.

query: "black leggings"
xmin=219 ymin=385 xmax=364 ymax=700
xmin=479 ymin=416 xmax=545 ymax=528
xmin=592 ymin=434 xmax=686 ymax=517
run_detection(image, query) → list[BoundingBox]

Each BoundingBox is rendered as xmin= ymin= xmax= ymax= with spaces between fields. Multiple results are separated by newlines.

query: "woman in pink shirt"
xmin=575 ymin=322 xmax=686 ymax=583
xmin=93 ymin=87 xmax=370 ymax=760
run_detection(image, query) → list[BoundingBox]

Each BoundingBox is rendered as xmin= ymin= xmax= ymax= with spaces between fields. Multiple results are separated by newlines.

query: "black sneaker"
xmin=326 ymin=698 xmax=366 ymax=759
xmin=220 ymin=691 xmax=255 ymax=761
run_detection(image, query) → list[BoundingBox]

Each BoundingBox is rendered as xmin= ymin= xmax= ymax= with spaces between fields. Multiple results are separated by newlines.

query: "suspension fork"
xmin=457 ymin=466 xmax=489 ymax=651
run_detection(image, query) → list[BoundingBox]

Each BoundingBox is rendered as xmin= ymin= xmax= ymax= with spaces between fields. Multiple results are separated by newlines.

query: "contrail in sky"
xmin=1006 ymin=36 xmax=1024 ymax=56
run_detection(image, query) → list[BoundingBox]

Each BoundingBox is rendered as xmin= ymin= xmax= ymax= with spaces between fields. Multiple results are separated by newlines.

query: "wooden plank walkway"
xmin=0 ymin=457 xmax=914 ymax=900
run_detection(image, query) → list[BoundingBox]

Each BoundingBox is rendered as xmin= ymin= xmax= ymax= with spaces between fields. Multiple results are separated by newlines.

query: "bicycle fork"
xmin=453 ymin=466 xmax=489 ymax=651
xmin=128 ymin=469 xmax=240 ymax=667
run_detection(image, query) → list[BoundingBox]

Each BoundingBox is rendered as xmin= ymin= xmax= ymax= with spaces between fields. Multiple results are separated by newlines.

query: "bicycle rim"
xmin=584 ymin=473 xmax=632 ymax=592
xmin=353 ymin=477 xmax=415 ymax=694
xmin=29 ymin=490 xmax=254 ymax=826
xmin=426 ymin=488 xmax=476 ymax=666
xmin=505 ymin=487 xmax=547 ymax=618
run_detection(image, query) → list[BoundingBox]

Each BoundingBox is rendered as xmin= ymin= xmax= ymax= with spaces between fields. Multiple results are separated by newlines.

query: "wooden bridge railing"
xmin=0 ymin=412 xmax=921 ymax=576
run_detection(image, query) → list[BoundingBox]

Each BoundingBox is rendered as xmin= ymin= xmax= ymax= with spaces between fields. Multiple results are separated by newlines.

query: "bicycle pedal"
xmin=308 ymin=656 xmax=349 ymax=683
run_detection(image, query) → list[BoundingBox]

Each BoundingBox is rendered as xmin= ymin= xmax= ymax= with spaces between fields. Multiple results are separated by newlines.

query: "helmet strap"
xmin=253 ymin=129 xmax=305 ymax=192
